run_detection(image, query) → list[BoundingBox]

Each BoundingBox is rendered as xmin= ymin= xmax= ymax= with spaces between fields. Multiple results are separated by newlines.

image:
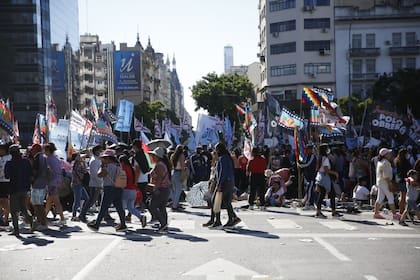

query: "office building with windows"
xmin=224 ymin=45 xmax=234 ymax=73
xmin=258 ymin=0 xmax=335 ymax=111
xmin=0 ymin=0 xmax=79 ymax=145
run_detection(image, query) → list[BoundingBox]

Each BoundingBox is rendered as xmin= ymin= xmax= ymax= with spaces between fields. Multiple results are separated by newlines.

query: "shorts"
xmin=0 ymin=182 xmax=10 ymax=198
xmin=48 ymin=185 xmax=59 ymax=196
xmin=407 ymin=200 xmax=420 ymax=211
xmin=31 ymin=188 xmax=47 ymax=205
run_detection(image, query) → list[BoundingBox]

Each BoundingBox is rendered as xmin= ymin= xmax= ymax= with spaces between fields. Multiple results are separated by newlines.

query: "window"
xmin=352 ymin=34 xmax=362 ymax=48
xmin=392 ymin=58 xmax=403 ymax=72
xmin=270 ymin=42 xmax=296 ymax=54
xmin=304 ymin=18 xmax=330 ymax=29
xmin=366 ymin=59 xmax=376 ymax=73
xmin=366 ymin=34 xmax=375 ymax=48
xmin=270 ymin=20 xmax=296 ymax=33
xmin=392 ymin=33 xmax=402 ymax=47
xmin=271 ymin=91 xmax=285 ymax=101
xmin=304 ymin=40 xmax=330 ymax=51
xmin=285 ymin=89 xmax=297 ymax=100
xmin=352 ymin=84 xmax=363 ymax=96
xmin=406 ymin=57 xmax=416 ymax=69
xmin=271 ymin=64 xmax=296 ymax=76
xmin=269 ymin=0 xmax=295 ymax=12
xmin=304 ymin=63 xmax=331 ymax=74
xmin=304 ymin=0 xmax=330 ymax=6
xmin=352 ymin=59 xmax=362 ymax=74
xmin=406 ymin=32 xmax=416 ymax=46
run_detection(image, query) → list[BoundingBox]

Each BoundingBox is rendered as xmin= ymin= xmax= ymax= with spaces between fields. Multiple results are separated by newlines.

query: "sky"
xmin=78 ymin=0 xmax=259 ymax=127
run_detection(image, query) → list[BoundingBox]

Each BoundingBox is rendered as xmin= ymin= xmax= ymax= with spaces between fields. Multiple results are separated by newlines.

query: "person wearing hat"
xmin=374 ymin=148 xmax=401 ymax=220
xmin=29 ymin=143 xmax=48 ymax=230
xmin=87 ymin=149 xmax=127 ymax=232
xmin=70 ymin=152 xmax=90 ymax=221
xmin=297 ymin=143 xmax=317 ymax=210
xmin=44 ymin=142 xmax=66 ymax=226
xmin=79 ymin=145 xmax=103 ymax=223
xmin=4 ymin=144 xmax=33 ymax=236
xmin=0 ymin=144 xmax=11 ymax=226
xmin=147 ymin=147 xmax=172 ymax=233
xmin=264 ymin=174 xmax=286 ymax=207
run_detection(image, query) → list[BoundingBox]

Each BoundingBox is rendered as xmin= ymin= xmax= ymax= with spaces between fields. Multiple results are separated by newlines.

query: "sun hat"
xmin=379 ymin=148 xmax=392 ymax=156
xmin=9 ymin=144 xmax=21 ymax=155
xmin=100 ymin=149 xmax=116 ymax=158
xmin=148 ymin=147 xmax=166 ymax=159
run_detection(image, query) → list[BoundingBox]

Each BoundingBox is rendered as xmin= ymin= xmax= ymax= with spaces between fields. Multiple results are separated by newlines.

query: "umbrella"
xmin=186 ymin=181 xmax=210 ymax=208
xmin=147 ymin=139 xmax=171 ymax=150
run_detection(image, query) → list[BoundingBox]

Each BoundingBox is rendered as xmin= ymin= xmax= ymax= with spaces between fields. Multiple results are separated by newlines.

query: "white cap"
xmin=379 ymin=148 xmax=392 ymax=156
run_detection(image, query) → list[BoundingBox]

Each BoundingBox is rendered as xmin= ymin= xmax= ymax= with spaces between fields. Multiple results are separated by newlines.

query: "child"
xmin=264 ymin=175 xmax=285 ymax=207
xmin=353 ymin=176 xmax=370 ymax=205
xmin=399 ymin=170 xmax=420 ymax=226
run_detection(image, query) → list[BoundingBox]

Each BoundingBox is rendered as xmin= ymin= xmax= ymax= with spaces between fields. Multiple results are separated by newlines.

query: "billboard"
xmin=51 ymin=51 xmax=66 ymax=92
xmin=114 ymin=51 xmax=141 ymax=91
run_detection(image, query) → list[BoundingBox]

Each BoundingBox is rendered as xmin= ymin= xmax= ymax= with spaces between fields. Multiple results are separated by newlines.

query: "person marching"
xmin=70 ymin=152 xmax=90 ymax=221
xmin=170 ymin=145 xmax=186 ymax=211
xmin=247 ymin=147 xmax=267 ymax=210
xmin=0 ymin=144 xmax=11 ymax=226
xmin=297 ymin=144 xmax=317 ymax=210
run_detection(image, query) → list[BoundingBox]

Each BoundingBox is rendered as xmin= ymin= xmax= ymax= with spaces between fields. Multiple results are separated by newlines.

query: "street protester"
xmin=170 ymin=145 xmax=187 ymax=211
xmin=394 ymin=148 xmax=411 ymax=214
xmin=297 ymin=143 xmax=317 ymax=210
xmin=315 ymin=143 xmax=341 ymax=218
xmin=212 ymin=142 xmax=241 ymax=228
xmin=4 ymin=144 xmax=33 ymax=236
xmin=131 ymin=139 xmax=150 ymax=209
xmin=0 ymin=144 xmax=11 ymax=226
xmin=373 ymin=148 xmax=401 ymax=220
xmin=147 ymin=147 xmax=172 ymax=233
xmin=79 ymin=145 xmax=103 ymax=223
xmin=29 ymin=144 xmax=48 ymax=231
xmin=70 ymin=152 xmax=89 ymax=221
xmin=202 ymin=150 xmax=219 ymax=227
xmin=87 ymin=149 xmax=127 ymax=232
xmin=119 ymin=155 xmax=147 ymax=228
xmin=44 ymin=142 xmax=66 ymax=226
xmin=247 ymin=147 xmax=267 ymax=210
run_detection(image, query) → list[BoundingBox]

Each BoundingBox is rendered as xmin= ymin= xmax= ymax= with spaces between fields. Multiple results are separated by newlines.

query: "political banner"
xmin=195 ymin=114 xmax=222 ymax=146
xmin=49 ymin=119 xmax=69 ymax=160
xmin=114 ymin=99 xmax=134 ymax=132
xmin=114 ymin=51 xmax=141 ymax=91
xmin=69 ymin=111 xmax=89 ymax=150
xmin=370 ymin=107 xmax=410 ymax=136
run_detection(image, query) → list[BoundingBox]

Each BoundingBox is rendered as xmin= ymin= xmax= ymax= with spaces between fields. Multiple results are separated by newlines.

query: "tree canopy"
xmin=191 ymin=72 xmax=254 ymax=122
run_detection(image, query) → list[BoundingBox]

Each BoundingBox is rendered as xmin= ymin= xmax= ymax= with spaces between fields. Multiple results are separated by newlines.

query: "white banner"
xmin=195 ymin=114 xmax=223 ymax=146
xmin=49 ymin=119 xmax=69 ymax=160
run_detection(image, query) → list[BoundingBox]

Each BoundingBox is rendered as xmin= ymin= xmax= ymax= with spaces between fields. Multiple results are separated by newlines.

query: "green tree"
xmin=371 ymin=69 xmax=420 ymax=117
xmin=133 ymin=101 xmax=165 ymax=135
xmin=191 ymin=72 xmax=254 ymax=127
xmin=338 ymin=96 xmax=373 ymax=125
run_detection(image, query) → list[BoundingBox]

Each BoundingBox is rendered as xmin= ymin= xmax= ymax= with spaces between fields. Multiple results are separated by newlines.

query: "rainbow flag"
xmin=303 ymin=87 xmax=322 ymax=107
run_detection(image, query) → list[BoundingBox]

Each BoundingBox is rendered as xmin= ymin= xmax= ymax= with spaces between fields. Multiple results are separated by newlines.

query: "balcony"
xmin=389 ymin=46 xmax=420 ymax=56
xmin=351 ymin=73 xmax=379 ymax=81
xmin=349 ymin=48 xmax=380 ymax=57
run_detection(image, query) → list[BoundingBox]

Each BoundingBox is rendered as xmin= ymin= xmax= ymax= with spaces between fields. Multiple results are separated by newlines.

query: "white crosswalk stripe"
xmin=169 ymin=219 xmax=196 ymax=230
xmin=319 ymin=221 xmax=358 ymax=231
xmin=266 ymin=219 xmax=303 ymax=229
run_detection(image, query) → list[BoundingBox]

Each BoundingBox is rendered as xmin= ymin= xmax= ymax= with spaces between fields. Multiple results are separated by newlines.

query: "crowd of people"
xmin=0 ymin=138 xmax=419 ymax=237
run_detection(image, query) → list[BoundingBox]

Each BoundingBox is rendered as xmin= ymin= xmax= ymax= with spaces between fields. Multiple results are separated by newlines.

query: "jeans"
xmin=122 ymin=189 xmax=142 ymax=219
xmin=149 ymin=187 xmax=170 ymax=227
xmin=95 ymin=186 xmax=125 ymax=228
xmin=72 ymin=185 xmax=90 ymax=217
xmin=79 ymin=187 xmax=102 ymax=219
xmin=10 ymin=191 xmax=32 ymax=232
xmin=170 ymin=170 xmax=183 ymax=208
xmin=221 ymin=180 xmax=237 ymax=222
xmin=249 ymin=173 xmax=266 ymax=206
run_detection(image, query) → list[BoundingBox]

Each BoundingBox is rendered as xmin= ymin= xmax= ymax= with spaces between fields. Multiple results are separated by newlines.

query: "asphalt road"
xmin=1 ymin=202 xmax=419 ymax=280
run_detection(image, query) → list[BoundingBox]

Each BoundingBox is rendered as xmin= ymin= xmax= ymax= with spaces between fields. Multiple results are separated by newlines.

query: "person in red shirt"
xmin=247 ymin=147 xmax=267 ymax=210
xmin=119 ymin=155 xmax=146 ymax=228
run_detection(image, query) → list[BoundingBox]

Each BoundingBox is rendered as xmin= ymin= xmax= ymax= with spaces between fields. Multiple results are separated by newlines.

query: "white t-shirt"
xmin=353 ymin=185 xmax=370 ymax=200
xmin=133 ymin=160 xmax=148 ymax=183
xmin=321 ymin=156 xmax=331 ymax=172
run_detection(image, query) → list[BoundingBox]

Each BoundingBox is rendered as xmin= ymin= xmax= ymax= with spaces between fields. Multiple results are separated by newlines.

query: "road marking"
xmin=267 ymin=219 xmax=302 ymax=229
xmin=71 ymin=238 xmax=120 ymax=280
xmin=364 ymin=275 xmax=378 ymax=280
xmin=313 ymin=237 xmax=351 ymax=262
xmin=169 ymin=220 xmax=195 ymax=230
xmin=319 ymin=220 xmax=357 ymax=231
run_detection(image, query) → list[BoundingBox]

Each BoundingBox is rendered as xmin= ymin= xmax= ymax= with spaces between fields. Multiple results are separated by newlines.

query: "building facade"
xmin=0 ymin=0 xmax=79 ymax=145
xmin=224 ymin=45 xmax=234 ymax=73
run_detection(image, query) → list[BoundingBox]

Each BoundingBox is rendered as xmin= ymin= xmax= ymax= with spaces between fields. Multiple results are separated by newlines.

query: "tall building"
xmin=335 ymin=0 xmax=420 ymax=99
xmin=0 ymin=0 xmax=79 ymax=145
xmin=258 ymin=0 xmax=335 ymax=111
xmin=224 ymin=45 xmax=234 ymax=73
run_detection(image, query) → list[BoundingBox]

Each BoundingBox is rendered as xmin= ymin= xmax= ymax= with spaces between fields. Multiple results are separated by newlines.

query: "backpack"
xmin=114 ymin=166 xmax=127 ymax=188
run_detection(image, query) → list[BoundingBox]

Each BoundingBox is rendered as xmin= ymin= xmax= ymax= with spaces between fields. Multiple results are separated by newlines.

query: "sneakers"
xmin=115 ymin=224 xmax=128 ymax=232
xmin=224 ymin=217 xmax=242 ymax=228
xmin=87 ymin=223 xmax=99 ymax=232
xmin=202 ymin=220 xmax=215 ymax=227
xmin=209 ymin=222 xmax=223 ymax=229
xmin=393 ymin=213 xmax=402 ymax=220
xmin=158 ymin=225 xmax=168 ymax=233
xmin=373 ymin=213 xmax=386 ymax=219
xmin=140 ymin=215 xmax=147 ymax=228
xmin=332 ymin=212 xmax=343 ymax=217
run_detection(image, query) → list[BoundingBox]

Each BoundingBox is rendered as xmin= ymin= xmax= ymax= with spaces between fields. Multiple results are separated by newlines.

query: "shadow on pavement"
xmin=19 ymin=235 xmax=54 ymax=247
xmin=222 ymin=227 xmax=280 ymax=239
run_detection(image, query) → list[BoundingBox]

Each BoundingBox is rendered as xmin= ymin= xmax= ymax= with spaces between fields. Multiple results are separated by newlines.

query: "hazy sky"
xmin=78 ymin=0 xmax=259 ymax=127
